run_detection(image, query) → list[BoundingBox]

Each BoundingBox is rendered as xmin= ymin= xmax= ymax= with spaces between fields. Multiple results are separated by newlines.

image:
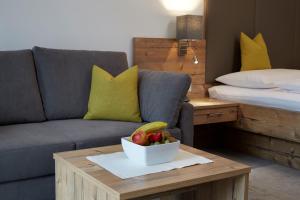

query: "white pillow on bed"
xmin=216 ymin=69 xmax=300 ymax=89
xmin=216 ymin=70 xmax=275 ymax=88
xmin=275 ymin=79 xmax=300 ymax=92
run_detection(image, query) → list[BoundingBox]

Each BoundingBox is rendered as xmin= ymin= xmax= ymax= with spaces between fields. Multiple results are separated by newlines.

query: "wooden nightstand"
xmin=190 ymin=98 xmax=239 ymax=125
xmin=189 ymin=98 xmax=239 ymax=148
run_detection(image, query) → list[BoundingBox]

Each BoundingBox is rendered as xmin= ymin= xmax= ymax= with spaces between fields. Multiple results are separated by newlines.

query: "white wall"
xmin=0 ymin=0 xmax=203 ymax=65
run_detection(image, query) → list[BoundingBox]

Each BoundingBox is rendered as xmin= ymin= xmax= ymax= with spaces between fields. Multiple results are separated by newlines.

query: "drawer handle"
xmin=208 ymin=113 xmax=224 ymax=118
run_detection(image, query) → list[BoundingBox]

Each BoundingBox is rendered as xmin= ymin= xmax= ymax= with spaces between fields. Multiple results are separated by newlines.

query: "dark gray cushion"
xmin=51 ymin=119 xmax=144 ymax=149
xmin=48 ymin=119 xmax=181 ymax=149
xmin=0 ymin=50 xmax=45 ymax=125
xmin=0 ymin=119 xmax=182 ymax=183
xmin=0 ymin=176 xmax=54 ymax=200
xmin=138 ymin=70 xmax=191 ymax=128
xmin=0 ymin=123 xmax=75 ymax=183
xmin=32 ymin=46 xmax=128 ymax=120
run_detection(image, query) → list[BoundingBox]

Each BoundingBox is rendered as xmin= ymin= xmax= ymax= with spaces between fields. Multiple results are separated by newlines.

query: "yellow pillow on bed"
xmin=240 ymin=32 xmax=271 ymax=71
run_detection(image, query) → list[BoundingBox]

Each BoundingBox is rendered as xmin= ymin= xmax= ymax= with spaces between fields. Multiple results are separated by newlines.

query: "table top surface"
xmin=54 ymin=144 xmax=250 ymax=199
xmin=190 ymin=98 xmax=239 ymax=110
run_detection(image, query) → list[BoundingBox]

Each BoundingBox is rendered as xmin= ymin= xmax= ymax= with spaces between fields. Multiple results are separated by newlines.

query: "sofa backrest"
xmin=32 ymin=46 xmax=128 ymax=120
xmin=0 ymin=50 xmax=46 ymax=125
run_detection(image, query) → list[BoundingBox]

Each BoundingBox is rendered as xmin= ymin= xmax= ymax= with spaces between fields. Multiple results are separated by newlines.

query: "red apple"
xmin=147 ymin=132 xmax=154 ymax=143
xmin=131 ymin=131 xmax=148 ymax=146
xmin=148 ymin=131 xmax=163 ymax=143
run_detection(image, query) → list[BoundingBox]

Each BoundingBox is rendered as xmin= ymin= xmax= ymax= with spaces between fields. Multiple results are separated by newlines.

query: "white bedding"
xmin=209 ymin=85 xmax=300 ymax=112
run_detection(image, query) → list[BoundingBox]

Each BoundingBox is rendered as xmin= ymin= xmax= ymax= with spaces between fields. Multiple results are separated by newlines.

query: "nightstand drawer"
xmin=194 ymin=106 xmax=238 ymax=125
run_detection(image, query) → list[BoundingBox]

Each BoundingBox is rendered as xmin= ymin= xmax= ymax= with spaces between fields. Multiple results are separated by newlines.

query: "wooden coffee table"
xmin=53 ymin=145 xmax=250 ymax=200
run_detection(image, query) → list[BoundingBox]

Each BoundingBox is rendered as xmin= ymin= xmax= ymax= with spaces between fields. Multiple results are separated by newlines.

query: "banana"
xmin=135 ymin=121 xmax=168 ymax=133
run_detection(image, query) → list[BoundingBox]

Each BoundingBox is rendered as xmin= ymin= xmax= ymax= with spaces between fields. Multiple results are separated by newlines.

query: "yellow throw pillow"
xmin=84 ymin=65 xmax=141 ymax=122
xmin=240 ymin=32 xmax=271 ymax=71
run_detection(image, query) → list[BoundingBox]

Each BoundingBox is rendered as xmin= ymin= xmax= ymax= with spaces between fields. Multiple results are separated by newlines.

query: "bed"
xmin=204 ymin=0 xmax=300 ymax=169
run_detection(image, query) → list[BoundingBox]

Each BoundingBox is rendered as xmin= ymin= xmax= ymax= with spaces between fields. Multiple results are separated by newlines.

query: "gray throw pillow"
xmin=138 ymin=70 xmax=191 ymax=128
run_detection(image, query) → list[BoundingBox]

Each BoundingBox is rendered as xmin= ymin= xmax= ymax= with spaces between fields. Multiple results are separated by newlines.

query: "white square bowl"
xmin=121 ymin=137 xmax=180 ymax=166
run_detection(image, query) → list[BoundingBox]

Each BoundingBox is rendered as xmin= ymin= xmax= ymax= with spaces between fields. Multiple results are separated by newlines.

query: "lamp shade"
xmin=176 ymin=15 xmax=203 ymax=40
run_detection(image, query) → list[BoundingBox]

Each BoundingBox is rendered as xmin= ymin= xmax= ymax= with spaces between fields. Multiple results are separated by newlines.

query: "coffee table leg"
xmin=233 ymin=174 xmax=249 ymax=200
xmin=55 ymin=159 xmax=120 ymax=200
xmin=55 ymin=161 xmax=63 ymax=200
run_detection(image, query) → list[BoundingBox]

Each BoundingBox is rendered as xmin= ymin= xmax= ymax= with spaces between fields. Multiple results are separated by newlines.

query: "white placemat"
xmin=87 ymin=150 xmax=213 ymax=179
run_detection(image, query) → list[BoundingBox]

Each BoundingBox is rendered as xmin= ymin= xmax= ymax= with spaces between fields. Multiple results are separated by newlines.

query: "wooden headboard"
xmin=133 ymin=38 xmax=206 ymax=98
xmin=205 ymin=0 xmax=300 ymax=82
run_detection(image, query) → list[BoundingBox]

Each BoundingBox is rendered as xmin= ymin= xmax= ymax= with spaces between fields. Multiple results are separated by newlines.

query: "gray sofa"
xmin=0 ymin=47 xmax=193 ymax=200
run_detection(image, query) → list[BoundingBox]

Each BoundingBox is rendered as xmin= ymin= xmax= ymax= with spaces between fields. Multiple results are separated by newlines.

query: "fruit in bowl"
xmin=130 ymin=121 xmax=178 ymax=146
xmin=131 ymin=131 xmax=149 ymax=146
xmin=122 ymin=122 xmax=180 ymax=165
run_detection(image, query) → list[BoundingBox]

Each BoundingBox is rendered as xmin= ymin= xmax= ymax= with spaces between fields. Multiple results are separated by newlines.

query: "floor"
xmin=209 ymin=149 xmax=300 ymax=200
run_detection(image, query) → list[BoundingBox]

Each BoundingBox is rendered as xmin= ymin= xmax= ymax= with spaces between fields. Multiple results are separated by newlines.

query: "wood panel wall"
xmin=133 ymin=38 xmax=207 ymax=98
xmin=205 ymin=0 xmax=300 ymax=82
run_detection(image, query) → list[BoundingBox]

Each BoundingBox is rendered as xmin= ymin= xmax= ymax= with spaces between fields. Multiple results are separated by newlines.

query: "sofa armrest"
xmin=138 ymin=70 xmax=191 ymax=128
xmin=177 ymin=102 xmax=194 ymax=146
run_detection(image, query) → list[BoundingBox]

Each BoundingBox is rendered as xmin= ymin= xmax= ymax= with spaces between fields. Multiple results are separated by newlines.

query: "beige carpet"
xmin=249 ymin=164 xmax=300 ymax=200
xmin=209 ymin=149 xmax=300 ymax=200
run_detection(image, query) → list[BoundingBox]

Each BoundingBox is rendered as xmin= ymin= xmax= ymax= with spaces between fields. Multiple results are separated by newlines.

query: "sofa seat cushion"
xmin=47 ymin=119 xmax=182 ymax=149
xmin=32 ymin=47 xmax=129 ymax=120
xmin=0 ymin=50 xmax=45 ymax=125
xmin=49 ymin=119 xmax=144 ymax=149
xmin=0 ymin=176 xmax=54 ymax=200
xmin=0 ymin=119 xmax=182 ymax=183
xmin=0 ymin=123 xmax=75 ymax=183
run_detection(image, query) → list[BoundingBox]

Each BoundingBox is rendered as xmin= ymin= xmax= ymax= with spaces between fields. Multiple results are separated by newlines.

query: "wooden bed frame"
xmin=235 ymin=104 xmax=300 ymax=143
xmin=223 ymin=104 xmax=300 ymax=169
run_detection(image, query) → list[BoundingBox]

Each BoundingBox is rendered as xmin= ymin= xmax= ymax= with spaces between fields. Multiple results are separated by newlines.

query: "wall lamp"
xmin=176 ymin=15 xmax=204 ymax=64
